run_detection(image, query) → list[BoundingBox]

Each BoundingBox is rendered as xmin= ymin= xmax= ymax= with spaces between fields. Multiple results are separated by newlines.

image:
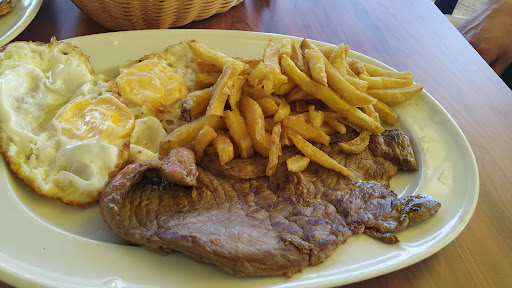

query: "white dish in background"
xmin=0 ymin=29 xmax=479 ymax=288
xmin=0 ymin=0 xmax=43 ymax=47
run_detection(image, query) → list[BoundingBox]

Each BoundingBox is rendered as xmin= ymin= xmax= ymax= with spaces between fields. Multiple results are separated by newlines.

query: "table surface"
xmin=2 ymin=0 xmax=512 ymax=287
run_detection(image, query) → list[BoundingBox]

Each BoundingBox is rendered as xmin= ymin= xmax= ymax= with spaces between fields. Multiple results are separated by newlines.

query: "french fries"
xmin=240 ymin=95 xmax=272 ymax=157
xmin=286 ymin=129 xmax=355 ymax=179
xmin=159 ymin=114 xmax=223 ymax=155
xmin=159 ymin=38 xmax=421 ymax=180
xmin=286 ymin=155 xmax=310 ymax=172
xmin=212 ymin=130 xmax=234 ymax=165
xmin=223 ymin=110 xmax=253 ymax=158
xmin=266 ymin=123 xmax=282 ymax=176
xmin=280 ymin=55 xmax=384 ymax=134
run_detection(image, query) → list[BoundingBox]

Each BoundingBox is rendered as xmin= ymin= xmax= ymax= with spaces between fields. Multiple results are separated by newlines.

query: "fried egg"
xmin=116 ymin=41 xmax=199 ymax=161
xmin=0 ymin=39 xmax=135 ymax=206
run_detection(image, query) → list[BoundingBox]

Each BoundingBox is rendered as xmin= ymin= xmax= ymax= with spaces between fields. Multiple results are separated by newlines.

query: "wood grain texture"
xmin=4 ymin=0 xmax=512 ymax=287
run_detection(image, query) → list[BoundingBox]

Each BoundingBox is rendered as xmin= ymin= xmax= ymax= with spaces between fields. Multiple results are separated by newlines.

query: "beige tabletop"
xmin=1 ymin=0 xmax=512 ymax=287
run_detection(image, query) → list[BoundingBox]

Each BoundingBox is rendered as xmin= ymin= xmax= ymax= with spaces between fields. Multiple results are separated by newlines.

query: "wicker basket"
xmin=70 ymin=0 xmax=244 ymax=30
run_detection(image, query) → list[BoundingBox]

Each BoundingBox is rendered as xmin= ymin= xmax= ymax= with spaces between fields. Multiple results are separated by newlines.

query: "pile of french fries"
xmin=159 ymin=38 xmax=423 ymax=179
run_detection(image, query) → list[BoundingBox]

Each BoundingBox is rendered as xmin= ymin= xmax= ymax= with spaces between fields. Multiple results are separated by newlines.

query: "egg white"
xmin=0 ymin=40 xmax=134 ymax=206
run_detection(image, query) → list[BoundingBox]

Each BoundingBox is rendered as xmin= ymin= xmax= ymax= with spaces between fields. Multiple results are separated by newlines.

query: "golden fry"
xmin=266 ymin=123 xmax=282 ymax=176
xmin=304 ymin=49 xmax=328 ymax=86
xmin=187 ymin=40 xmax=249 ymax=71
xmin=286 ymin=129 xmax=355 ymax=179
xmin=286 ymin=86 xmax=316 ymax=102
xmin=194 ymin=72 xmax=221 ymax=90
xmin=206 ymin=61 xmax=245 ymax=116
xmin=181 ymin=87 xmax=212 ymax=121
xmin=273 ymin=99 xmax=291 ymax=122
xmin=194 ymin=125 xmax=217 ymax=159
xmin=359 ymin=74 xmax=413 ymax=89
xmin=362 ymin=62 xmax=413 ymax=80
xmin=319 ymin=46 xmax=336 ymax=59
xmin=240 ymin=95 xmax=271 ymax=156
xmin=367 ymin=83 xmax=423 ymax=106
xmin=212 ymin=130 xmax=235 ymax=165
xmin=324 ymin=117 xmax=347 ymax=134
xmin=290 ymin=42 xmax=309 ymax=75
xmin=308 ymin=105 xmax=325 ymax=127
xmin=283 ymin=114 xmax=330 ymax=145
xmin=256 ymin=97 xmax=279 ymax=117
xmin=228 ymin=75 xmax=246 ymax=113
xmin=286 ymin=155 xmax=311 ymax=172
xmin=159 ymin=114 xmax=223 ymax=155
xmin=372 ymin=100 xmax=397 ymax=126
xmin=223 ymin=110 xmax=254 ymax=158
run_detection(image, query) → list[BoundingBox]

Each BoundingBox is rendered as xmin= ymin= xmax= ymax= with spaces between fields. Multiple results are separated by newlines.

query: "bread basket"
xmin=70 ymin=0 xmax=244 ymax=30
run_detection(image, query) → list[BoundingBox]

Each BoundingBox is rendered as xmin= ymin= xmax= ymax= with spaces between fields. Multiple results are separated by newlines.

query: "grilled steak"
xmin=100 ymin=130 xmax=440 ymax=277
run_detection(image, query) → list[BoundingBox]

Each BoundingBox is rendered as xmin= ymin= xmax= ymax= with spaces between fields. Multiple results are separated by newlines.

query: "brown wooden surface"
xmin=2 ymin=0 xmax=512 ymax=287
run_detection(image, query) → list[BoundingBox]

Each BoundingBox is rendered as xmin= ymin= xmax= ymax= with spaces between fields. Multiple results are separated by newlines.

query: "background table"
xmin=3 ymin=0 xmax=512 ymax=287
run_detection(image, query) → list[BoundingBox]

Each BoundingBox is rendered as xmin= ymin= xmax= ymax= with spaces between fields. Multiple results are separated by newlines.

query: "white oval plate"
xmin=0 ymin=0 xmax=43 ymax=47
xmin=0 ymin=29 xmax=479 ymax=288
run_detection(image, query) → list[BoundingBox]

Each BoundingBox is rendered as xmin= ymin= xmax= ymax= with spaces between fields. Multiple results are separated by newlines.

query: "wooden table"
xmin=2 ymin=0 xmax=511 ymax=287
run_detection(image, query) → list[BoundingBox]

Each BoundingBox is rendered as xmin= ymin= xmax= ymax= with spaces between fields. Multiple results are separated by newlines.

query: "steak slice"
xmin=100 ymin=130 xmax=440 ymax=277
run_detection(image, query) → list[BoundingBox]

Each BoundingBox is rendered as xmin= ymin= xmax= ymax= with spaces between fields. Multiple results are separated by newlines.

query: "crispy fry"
xmin=291 ymin=42 xmax=309 ymax=75
xmin=256 ymin=97 xmax=279 ymax=117
xmin=212 ymin=130 xmax=235 ymax=165
xmin=283 ymin=114 xmax=330 ymax=145
xmin=286 ymin=155 xmax=311 ymax=172
xmin=308 ymin=105 xmax=325 ymax=127
xmin=240 ymin=95 xmax=271 ymax=156
xmin=274 ymin=80 xmax=296 ymax=95
xmin=206 ymin=61 xmax=245 ymax=116
xmin=361 ymin=105 xmax=379 ymax=122
xmin=304 ymin=49 xmax=328 ymax=86
xmin=248 ymin=61 xmax=266 ymax=87
xmin=359 ymin=74 xmax=413 ymax=89
xmin=194 ymin=72 xmax=221 ymax=90
xmin=281 ymin=55 xmax=384 ymax=134
xmin=372 ymin=100 xmax=397 ymax=126
xmin=319 ymin=46 xmax=336 ymax=59
xmin=266 ymin=123 xmax=282 ymax=176
xmin=279 ymin=39 xmax=292 ymax=59
xmin=361 ymin=62 xmax=413 ymax=80
xmin=286 ymin=86 xmax=316 ymax=102
xmin=367 ymin=83 xmax=423 ymax=106
xmin=338 ymin=130 xmax=371 ymax=154
xmin=181 ymin=87 xmax=212 ymax=121
xmin=329 ymin=44 xmax=346 ymax=74
xmin=285 ymin=129 xmax=355 ymax=179
xmin=262 ymin=39 xmax=288 ymax=94
xmin=349 ymin=62 xmax=367 ymax=76
xmin=324 ymin=117 xmax=347 ymax=134
xmin=194 ymin=125 xmax=217 ymax=158
xmin=228 ymin=75 xmax=246 ymax=113
xmin=159 ymin=114 xmax=223 ymax=155
xmin=243 ymin=83 xmax=268 ymax=100
xmin=273 ymin=98 xmax=291 ymax=122
xmin=223 ymin=110 xmax=254 ymax=158
xmin=187 ymin=40 xmax=249 ymax=71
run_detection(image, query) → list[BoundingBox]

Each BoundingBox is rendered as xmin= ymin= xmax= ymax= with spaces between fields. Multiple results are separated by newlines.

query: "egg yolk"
xmin=55 ymin=95 xmax=134 ymax=144
xmin=116 ymin=59 xmax=188 ymax=116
